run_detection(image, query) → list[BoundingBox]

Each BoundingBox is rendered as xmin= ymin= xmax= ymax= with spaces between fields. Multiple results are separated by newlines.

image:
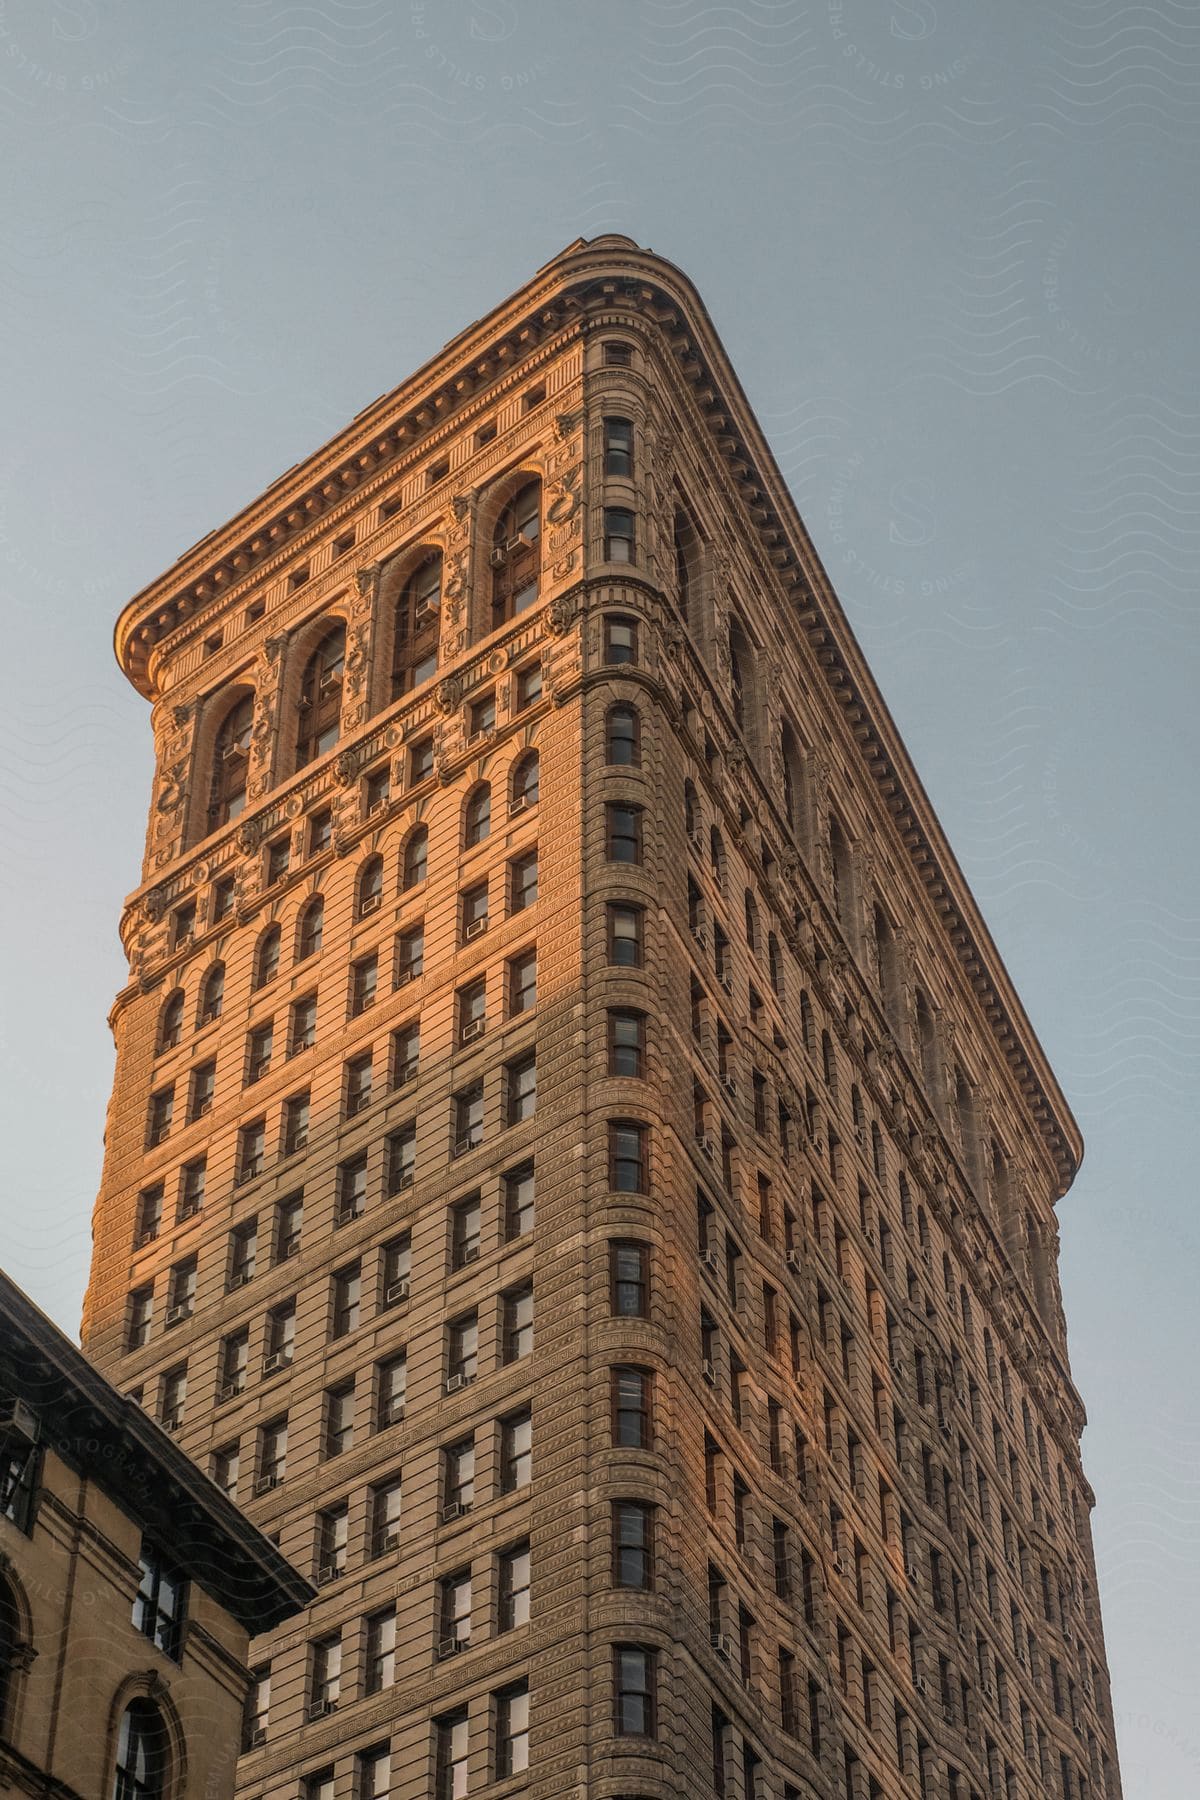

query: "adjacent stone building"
xmin=81 ymin=236 xmax=1123 ymax=1800
xmin=0 ymin=1268 xmax=311 ymax=1800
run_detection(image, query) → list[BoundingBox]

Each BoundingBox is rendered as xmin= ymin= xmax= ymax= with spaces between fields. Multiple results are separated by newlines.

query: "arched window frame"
xmin=488 ymin=476 xmax=542 ymax=632
xmin=157 ymin=991 xmax=184 ymax=1054
xmin=510 ymin=750 xmax=540 ymax=815
xmin=401 ymin=823 xmax=429 ymax=888
xmin=293 ymin=622 xmax=346 ymax=771
xmin=0 ymin=1570 xmax=33 ymax=1742
xmin=463 ymin=785 xmax=492 ymax=850
xmin=387 ymin=548 xmax=442 ymax=703
xmin=356 ymin=854 xmax=384 ymax=919
xmin=767 ymin=932 xmax=783 ymax=997
xmin=253 ymin=924 xmax=281 ymax=990
xmin=198 ymin=964 xmax=224 ymax=1027
xmin=673 ymin=506 xmax=701 ymax=625
xmin=709 ymin=827 xmax=725 ymax=893
xmin=296 ymin=895 xmax=324 ymax=962
xmin=205 ymin=689 xmax=255 ymax=837
xmin=112 ymin=1698 xmax=170 ymax=1800
xmin=743 ymin=891 xmax=759 ymax=954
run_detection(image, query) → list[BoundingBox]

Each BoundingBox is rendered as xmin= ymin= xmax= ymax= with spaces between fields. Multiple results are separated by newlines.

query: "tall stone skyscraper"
xmin=83 ymin=237 xmax=1122 ymax=1800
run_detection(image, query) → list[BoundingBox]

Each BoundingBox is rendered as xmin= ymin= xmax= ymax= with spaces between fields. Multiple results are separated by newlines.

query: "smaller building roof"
xmin=0 ymin=1270 xmax=312 ymax=1633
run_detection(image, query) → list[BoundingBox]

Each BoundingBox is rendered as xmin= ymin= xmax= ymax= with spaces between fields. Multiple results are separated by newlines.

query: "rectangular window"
xmin=604 ymin=508 xmax=636 ymax=564
xmin=460 ymin=881 xmax=489 ymax=940
xmin=444 ymin=1437 xmax=475 ymax=1514
xmin=468 ymin=692 xmax=496 ymax=738
xmin=146 ymin=1085 xmax=174 ymax=1147
xmin=274 ymin=1192 xmax=302 ymax=1261
xmin=607 ymin=1009 xmax=645 ymax=1078
xmin=258 ymin=1416 xmax=287 ymax=1486
xmin=613 ymin=1500 xmax=654 ymax=1589
xmin=316 ymin=1504 xmax=347 ymax=1582
xmin=310 ymin=1632 xmax=341 ymax=1710
xmin=606 ymin=802 xmax=642 ymax=863
xmin=218 ymin=1329 xmax=248 ymax=1399
xmin=505 ymin=1052 xmax=537 ymax=1125
xmin=364 ymin=766 xmax=390 ymax=816
xmin=409 ymin=736 xmax=434 ymax=783
xmin=133 ymin=1541 xmax=186 ymax=1660
xmin=159 ymin=1365 xmax=186 ymax=1429
xmin=610 ymin=1240 xmax=649 ymax=1315
xmin=395 ymin=925 xmax=424 ymax=983
xmin=282 ymin=1091 xmax=309 ymax=1156
xmin=499 ymin=1540 xmax=531 ymax=1630
xmin=351 ymin=952 xmax=378 ymax=1015
xmin=166 ymin=1257 xmax=196 ymax=1325
xmin=211 ymin=875 xmax=235 ymax=922
xmin=171 ymin=901 xmax=195 ymax=949
xmin=606 ymin=902 xmax=643 ymax=966
xmin=177 ymin=1158 xmax=205 ymax=1220
xmin=357 ymin=1746 xmax=391 ymax=1800
xmin=611 ymin=1366 xmax=651 ymax=1448
xmin=385 ymin=1121 xmax=416 ymax=1195
xmin=504 ymin=1161 xmax=535 ymax=1240
xmin=336 ymin=1152 xmax=368 ymax=1224
xmin=614 ymin=1645 xmax=656 ymax=1736
xmin=188 ymin=1062 xmax=216 ymax=1121
xmin=127 ymin=1285 xmax=153 ymax=1350
xmin=447 ymin=1313 xmax=478 ymax=1387
xmin=451 ymin=1195 xmax=482 ymax=1269
xmin=496 ymin=1681 xmax=530 ymax=1778
xmin=323 ymin=1382 xmax=355 ymax=1458
xmin=457 ymin=977 xmax=487 ymax=1043
xmin=435 ymin=1709 xmax=469 ymax=1800
xmin=503 ymin=1283 xmax=534 ymax=1363
xmin=516 ymin=662 xmax=542 ymax=708
xmin=370 ymin=1474 xmax=403 ymax=1557
xmin=501 ymin=1408 xmax=532 ymax=1492
xmin=604 ymin=613 xmax=638 ymax=663
xmin=381 ymin=1232 xmax=412 ymax=1306
xmin=608 ymin=1120 xmax=647 ymax=1192
xmin=331 ymin=1263 xmax=361 ymax=1338
xmin=264 ymin=1300 xmax=295 ymax=1371
xmin=377 ymin=1352 xmax=407 ymax=1429
xmin=246 ymin=1024 xmax=273 ymax=1084
xmin=308 ymin=807 xmax=333 ymax=853
xmin=509 ymin=848 xmax=538 ymax=913
xmin=391 ymin=1020 xmax=420 ymax=1086
xmin=135 ymin=1184 xmax=163 ymax=1247
xmin=289 ymin=993 xmax=317 ymax=1055
xmin=345 ymin=1052 xmax=373 ymax=1116
xmin=508 ymin=947 xmax=537 ymax=1015
xmin=228 ymin=1218 xmax=256 ymax=1287
xmin=604 ymin=416 xmax=634 ymax=477
xmin=365 ymin=1606 xmax=396 ymax=1694
xmin=453 ymin=1081 xmax=484 ymax=1155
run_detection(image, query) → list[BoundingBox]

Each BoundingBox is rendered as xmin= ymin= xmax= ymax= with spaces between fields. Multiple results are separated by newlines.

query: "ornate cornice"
xmin=110 ymin=233 xmax=1081 ymax=1197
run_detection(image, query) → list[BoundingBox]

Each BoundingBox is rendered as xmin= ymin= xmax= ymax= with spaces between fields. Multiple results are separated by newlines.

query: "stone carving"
xmin=171 ymin=702 xmax=192 ymax=729
xmin=545 ymin=593 xmax=575 ymax=636
xmin=553 ymin=409 xmax=581 ymax=443
xmin=352 ymin=564 xmax=380 ymax=612
xmin=142 ymin=888 xmax=166 ymax=923
xmin=435 ymin=676 xmax=462 ymax=715
xmin=155 ymin=762 xmax=186 ymax=814
xmin=236 ymin=817 xmax=261 ymax=853
xmin=451 ymin=492 xmax=472 ymax=524
xmin=546 ymin=461 xmax=582 ymax=526
xmin=333 ymin=750 xmax=357 ymax=786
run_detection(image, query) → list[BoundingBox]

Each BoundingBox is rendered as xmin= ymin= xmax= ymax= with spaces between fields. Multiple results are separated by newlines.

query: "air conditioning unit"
xmin=381 ymin=1403 xmax=405 ymax=1427
xmin=939 ymin=1421 xmax=953 ymax=1440
xmin=711 ymin=1633 xmax=735 ymax=1662
xmin=441 ymin=1501 xmax=468 ymax=1523
xmin=381 ymin=1530 xmax=402 ymax=1553
xmin=454 ymin=1137 xmax=477 ymax=1158
xmin=464 ymin=917 xmax=487 ymax=939
xmin=1015 ymin=1648 xmax=1026 ymax=1669
xmin=1062 ymin=1625 xmax=1075 ymax=1645
xmin=891 ymin=1357 xmax=906 ymax=1378
xmin=165 ymin=1304 xmax=189 ymax=1326
xmin=414 ymin=600 xmax=438 ymax=626
xmin=905 ymin=1561 xmax=921 ymax=1583
xmin=438 ymin=1636 xmax=468 ymax=1659
xmin=957 ymin=1622 xmax=968 ymax=1641
xmin=508 ymin=794 xmax=529 ymax=818
xmin=832 ymin=1553 xmax=847 ymax=1577
xmin=366 ymin=797 xmax=388 ymax=818
xmin=489 ymin=545 xmax=507 ymax=567
xmin=942 ymin=1704 xmax=955 ymax=1726
xmin=359 ymin=892 xmax=381 ymax=915
xmin=392 ymin=1169 xmax=415 ymax=1192
xmin=161 ymin=1416 xmax=182 ymax=1434
xmin=248 ymin=1727 xmax=266 ymax=1748
xmin=785 ymin=1248 xmax=801 ymax=1269
xmin=317 ymin=1561 xmax=341 ymax=1586
xmin=699 ymin=1248 xmax=719 ymax=1271
xmin=336 ymin=1204 xmax=362 ymax=1225
xmin=279 ymin=1235 xmax=301 ymax=1260
xmin=697 ymin=1134 xmax=716 ymax=1160
xmin=460 ymin=1018 xmax=485 ymax=1042
xmin=1073 ymin=1722 xmax=1083 ymax=1741
xmin=980 ymin=1678 xmax=994 ymax=1702
xmin=701 ymin=1359 xmax=717 ymax=1386
xmin=687 ymin=830 xmax=704 ymax=853
xmin=865 ymin=1228 xmax=877 ymax=1247
xmin=135 ymin=1227 xmax=159 ymax=1249
xmin=914 ymin=1675 xmax=928 ymax=1696
xmin=445 ymin=1373 xmax=473 ymax=1395
xmin=920 ymin=1245 xmax=933 ymax=1267
xmin=396 ymin=1058 xmax=419 ymax=1085
xmin=0 ymin=1399 xmax=39 ymax=1443
xmin=385 ymin=1279 xmax=411 ymax=1305
xmin=255 ymin=1474 xmax=279 ymax=1495
xmin=719 ymin=1073 xmax=736 ymax=1094
xmin=262 ymin=1352 xmax=289 ymax=1375
xmin=459 ymin=1244 xmax=480 ymax=1265
xmin=308 ymin=1699 xmax=337 ymax=1721
xmin=1082 ymin=1678 xmax=1093 ymax=1700
xmin=718 ymin=971 xmax=733 ymax=992
xmin=509 ymin=528 xmax=536 ymax=552
xmin=218 ymin=1381 xmax=242 ymax=1403
xmin=1005 ymin=1551 xmax=1018 ymax=1571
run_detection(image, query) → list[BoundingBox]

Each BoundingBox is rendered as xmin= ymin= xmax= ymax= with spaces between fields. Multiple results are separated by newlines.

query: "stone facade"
xmin=0 ymin=1270 xmax=310 ymax=1800
xmin=82 ymin=237 xmax=1122 ymax=1800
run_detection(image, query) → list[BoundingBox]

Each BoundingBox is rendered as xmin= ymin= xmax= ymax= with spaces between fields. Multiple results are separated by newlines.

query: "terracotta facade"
xmin=82 ymin=237 xmax=1122 ymax=1800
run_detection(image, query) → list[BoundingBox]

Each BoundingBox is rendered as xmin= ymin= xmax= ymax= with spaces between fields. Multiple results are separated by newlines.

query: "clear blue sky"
xmin=1 ymin=5 xmax=1195 ymax=1792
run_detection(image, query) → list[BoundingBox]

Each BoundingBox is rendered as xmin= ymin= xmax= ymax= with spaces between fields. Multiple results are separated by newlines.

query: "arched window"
xmin=402 ymin=825 xmax=429 ymax=887
xmin=821 ymin=1030 xmax=838 ymax=1097
xmin=829 ymin=815 xmax=854 ymax=931
xmin=511 ymin=751 xmax=539 ymax=813
xmin=253 ymin=924 xmax=281 ymax=989
xmin=780 ymin=721 xmax=807 ymax=842
xmin=207 ymin=692 xmax=253 ymax=834
xmin=673 ymin=509 xmax=700 ymax=625
xmin=198 ymin=964 xmax=224 ymax=1027
xmin=606 ymin=705 xmax=640 ymax=768
xmin=157 ymin=991 xmax=184 ymax=1053
xmin=767 ymin=933 xmax=783 ymax=997
xmin=392 ymin=553 xmax=441 ymax=700
xmin=491 ymin=480 xmax=541 ymax=627
xmin=294 ymin=625 xmax=345 ymax=769
xmin=296 ymin=896 xmax=323 ymax=962
xmin=463 ymin=786 xmax=491 ymax=849
xmin=709 ymin=827 xmax=725 ymax=891
xmin=915 ymin=990 xmax=940 ymax=1104
xmin=357 ymin=855 xmax=384 ymax=918
xmin=728 ymin=615 xmax=757 ymax=743
xmin=800 ymin=990 xmax=815 ymax=1056
xmin=112 ymin=1698 xmax=169 ymax=1800
xmin=683 ymin=781 xmax=699 ymax=839
xmin=955 ymin=1066 xmax=980 ymax=1187
xmin=743 ymin=891 xmax=759 ymax=954
xmin=851 ymin=1085 xmax=865 ymax=1147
